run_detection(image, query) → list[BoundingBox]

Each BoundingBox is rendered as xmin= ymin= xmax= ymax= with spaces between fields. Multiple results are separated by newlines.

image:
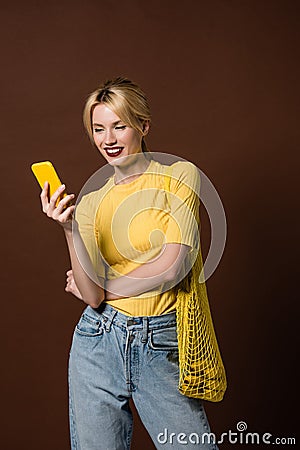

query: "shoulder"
xmin=152 ymin=159 xmax=199 ymax=181
xmin=170 ymin=160 xmax=199 ymax=177
xmin=75 ymin=177 xmax=114 ymax=217
xmin=168 ymin=161 xmax=200 ymax=192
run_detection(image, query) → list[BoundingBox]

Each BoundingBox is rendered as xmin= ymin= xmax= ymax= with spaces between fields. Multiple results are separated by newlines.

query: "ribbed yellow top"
xmin=75 ymin=159 xmax=200 ymax=316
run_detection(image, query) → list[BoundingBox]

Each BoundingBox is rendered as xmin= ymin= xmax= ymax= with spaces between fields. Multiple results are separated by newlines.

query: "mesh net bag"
xmin=164 ymin=165 xmax=227 ymax=401
xmin=176 ymin=250 xmax=227 ymax=401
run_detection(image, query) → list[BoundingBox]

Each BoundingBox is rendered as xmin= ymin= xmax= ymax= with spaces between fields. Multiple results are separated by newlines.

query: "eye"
xmin=115 ymin=125 xmax=126 ymax=130
xmin=93 ymin=128 xmax=104 ymax=133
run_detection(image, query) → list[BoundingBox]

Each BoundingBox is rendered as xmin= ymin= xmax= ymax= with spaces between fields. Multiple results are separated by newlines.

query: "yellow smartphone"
xmin=31 ymin=161 xmax=67 ymax=206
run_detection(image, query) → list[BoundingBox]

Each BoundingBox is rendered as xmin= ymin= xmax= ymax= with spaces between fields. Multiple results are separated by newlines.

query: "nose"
xmin=104 ymin=128 xmax=117 ymax=146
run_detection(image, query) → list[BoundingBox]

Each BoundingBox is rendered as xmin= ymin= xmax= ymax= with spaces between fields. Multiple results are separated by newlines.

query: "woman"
xmin=40 ymin=77 xmax=219 ymax=450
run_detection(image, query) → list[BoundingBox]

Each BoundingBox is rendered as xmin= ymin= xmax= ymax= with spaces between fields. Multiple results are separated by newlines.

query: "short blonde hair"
xmin=83 ymin=77 xmax=151 ymax=152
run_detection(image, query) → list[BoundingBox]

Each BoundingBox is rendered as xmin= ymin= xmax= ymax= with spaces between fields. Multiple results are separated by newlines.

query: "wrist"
xmin=63 ymin=219 xmax=78 ymax=237
xmin=63 ymin=226 xmax=73 ymax=239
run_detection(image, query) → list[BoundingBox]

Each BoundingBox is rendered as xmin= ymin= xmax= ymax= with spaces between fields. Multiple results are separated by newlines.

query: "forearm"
xmin=105 ymin=267 xmax=167 ymax=300
xmin=64 ymin=227 xmax=105 ymax=308
xmin=105 ymin=243 xmax=189 ymax=300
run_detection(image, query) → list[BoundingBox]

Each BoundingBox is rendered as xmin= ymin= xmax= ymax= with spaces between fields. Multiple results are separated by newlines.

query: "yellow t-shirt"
xmin=75 ymin=159 xmax=200 ymax=316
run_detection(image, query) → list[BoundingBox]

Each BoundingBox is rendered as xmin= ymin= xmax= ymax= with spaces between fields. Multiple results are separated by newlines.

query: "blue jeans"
xmin=68 ymin=303 xmax=219 ymax=450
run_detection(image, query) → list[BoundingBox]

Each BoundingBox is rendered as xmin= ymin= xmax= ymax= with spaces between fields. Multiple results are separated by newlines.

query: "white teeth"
xmin=106 ymin=148 xmax=122 ymax=154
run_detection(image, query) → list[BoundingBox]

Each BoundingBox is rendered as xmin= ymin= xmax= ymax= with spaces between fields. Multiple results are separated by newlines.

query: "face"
xmin=92 ymin=104 xmax=149 ymax=167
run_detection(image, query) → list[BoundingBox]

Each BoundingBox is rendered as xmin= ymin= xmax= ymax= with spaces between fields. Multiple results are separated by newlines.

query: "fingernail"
xmin=60 ymin=184 xmax=65 ymax=189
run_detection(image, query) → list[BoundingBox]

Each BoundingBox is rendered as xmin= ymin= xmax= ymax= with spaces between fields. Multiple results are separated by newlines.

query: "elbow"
xmin=74 ymin=279 xmax=105 ymax=309
xmin=84 ymin=298 xmax=103 ymax=309
xmin=82 ymin=291 xmax=105 ymax=309
xmin=87 ymin=299 xmax=102 ymax=308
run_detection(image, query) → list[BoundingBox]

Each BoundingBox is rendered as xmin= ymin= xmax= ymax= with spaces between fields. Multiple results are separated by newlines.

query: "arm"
xmin=40 ymin=182 xmax=105 ymax=308
xmin=105 ymin=243 xmax=190 ymax=300
xmin=106 ymin=162 xmax=200 ymax=300
xmin=65 ymin=162 xmax=200 ymax=301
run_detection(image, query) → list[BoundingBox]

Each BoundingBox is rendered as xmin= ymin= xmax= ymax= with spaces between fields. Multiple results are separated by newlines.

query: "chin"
xmin=107 ymin=155 xmax=129 ymax=166
xmin=112 ymin=153 xmax=141 ymax=167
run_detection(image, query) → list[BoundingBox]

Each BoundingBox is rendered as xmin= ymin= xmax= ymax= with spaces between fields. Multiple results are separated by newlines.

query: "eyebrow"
xmin=92 ymin=120 xmax=123 ymax=127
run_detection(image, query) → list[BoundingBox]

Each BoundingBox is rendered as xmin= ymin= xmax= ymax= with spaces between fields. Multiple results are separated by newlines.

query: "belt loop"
xmin=104 ymin=309 xmax=118 ymax=332
xmin=141 ymin=317 xmax=148 ymax=343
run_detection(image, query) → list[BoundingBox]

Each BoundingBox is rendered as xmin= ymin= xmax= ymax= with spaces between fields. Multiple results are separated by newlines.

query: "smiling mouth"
xmin=105 ymin=147 xmax=124 ymax=157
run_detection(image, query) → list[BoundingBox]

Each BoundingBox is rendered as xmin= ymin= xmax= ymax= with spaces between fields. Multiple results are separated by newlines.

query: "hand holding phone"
xmin=31 ymin=161 xmax=68 ymax=205
xmin=31 ymin=161 xmax=75 ymax=228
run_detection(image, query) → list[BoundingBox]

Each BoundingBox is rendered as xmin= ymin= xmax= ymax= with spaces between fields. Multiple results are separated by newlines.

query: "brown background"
xmin=1 ymin=0 xmax=299 ymax=449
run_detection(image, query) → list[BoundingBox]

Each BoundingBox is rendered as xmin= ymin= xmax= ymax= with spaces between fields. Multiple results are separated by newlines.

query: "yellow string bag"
xmin=164 ymin=165 xmax=227 ymax=401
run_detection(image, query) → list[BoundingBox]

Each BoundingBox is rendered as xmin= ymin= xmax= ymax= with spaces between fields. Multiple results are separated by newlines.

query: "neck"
xmin=114 ymin=153 xmax=150 ymax=185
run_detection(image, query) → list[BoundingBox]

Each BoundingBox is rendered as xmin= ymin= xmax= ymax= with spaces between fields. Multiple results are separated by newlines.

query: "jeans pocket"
xmin=148 ymin=326 xmax=178 ymax=351
xmin=75 ymin=313 xmax=104 ymax=337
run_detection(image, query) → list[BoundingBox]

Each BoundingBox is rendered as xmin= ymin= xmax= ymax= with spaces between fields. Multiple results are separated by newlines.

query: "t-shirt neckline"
xmin=112 ymin=159 xmax=154 ymax=188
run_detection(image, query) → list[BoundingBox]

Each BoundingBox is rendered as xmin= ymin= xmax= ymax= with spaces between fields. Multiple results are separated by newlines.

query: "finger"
xmin=40 ymin=181 xmax=50 ymax=212
xmin=66 ymin=269 xmax=73 ymax=276
xmin=47 ymin=184 xmax=66 ymax=214
xmin=56 ymin=204 xmax=75 ymax=223
xmin=52 ymin=195 xmax=75 ymax=220
xmin=40 ymin=181 xmax=49 ymax=195
xmin=55 ymin=193 xmax=75 ymax=213
xmin=66 ymin=282 xmax=75 ymax=294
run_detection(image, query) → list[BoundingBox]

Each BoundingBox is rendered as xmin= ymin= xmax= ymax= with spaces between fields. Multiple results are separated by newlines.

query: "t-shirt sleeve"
xmin=164 ymin=161 xmax=200 ymax=252
xmin=74 ymin=193 xmax=106 ymax=281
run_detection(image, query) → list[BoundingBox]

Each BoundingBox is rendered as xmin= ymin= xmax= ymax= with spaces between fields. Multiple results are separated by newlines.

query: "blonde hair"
xmin=83 ymin=77 xmax=151 ymax=152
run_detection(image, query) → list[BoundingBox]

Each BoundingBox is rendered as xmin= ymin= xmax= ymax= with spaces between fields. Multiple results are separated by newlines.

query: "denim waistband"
xmin=91 ymin=302 xmax=177 ymax=333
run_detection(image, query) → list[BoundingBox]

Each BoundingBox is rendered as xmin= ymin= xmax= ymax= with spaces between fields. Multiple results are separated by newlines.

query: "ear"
xmin=142 ymin=120 xmax=150 ymax=136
